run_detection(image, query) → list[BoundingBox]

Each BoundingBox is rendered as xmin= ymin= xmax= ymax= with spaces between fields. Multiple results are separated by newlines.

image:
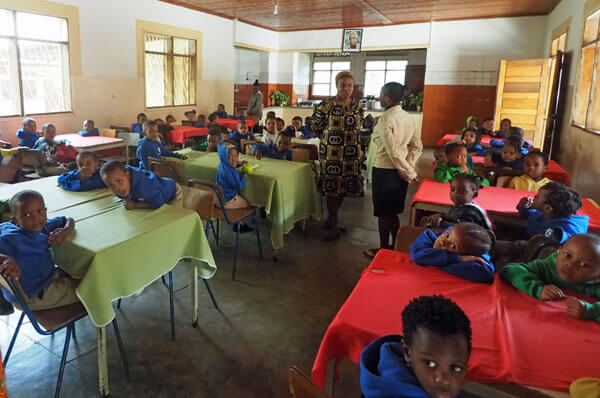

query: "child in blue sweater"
xmin=360 ymin=295 xmax=471 ymax=398
xmin=228 ymin=120 xmax=255 ymax=152
xmin=283 ymin=116 xmax=315 ymax=139
xmin=410 ymin=222 xmax=495 ymax=283
xmin=131 ymin=113 xmax=147 ymax=136
xmin=16 ymin=117 xmax=40 ymax=148
xmin=136 ymin=120 xmax=186 ymax=170
xmin=210 ymin=104 xmax=228 ymax=119
xmin=484 ymin=135 xmax=525 ymax=171
xmin=517 ymin=181 xmax=589 ymax=243
xmin=193 ymin=114 xmax=207 ymax=128
xmin=58 ymin=151 xmax=106 ymax=191
xmin=78 ymin=120 xmax=99 ymax=137
xmin=101 ymin=160 xmax=181 ymax=209
xmin=253 ymin=133 xmax=293 ymax=161
xmin=460 ymin=128 xmax=485 ymax=155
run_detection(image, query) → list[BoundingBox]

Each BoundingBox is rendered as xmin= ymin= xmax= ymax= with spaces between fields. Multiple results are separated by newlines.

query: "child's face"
xmin=450 ymin=179 xmax=476 ymax=206
xmin=292 ymin=119 xmax=302 ymax=130
xmin=462 ymin=131 xmax=476 ymax=146
xmin=276 ymin=119 xmax=285 ymax=131
xmin=197 ymin=115 xmax=205 ymax=124
xmin=434 ymin=149 xmax=447 ymax=164
xmin=433 ymin=227 xmax=468 ymax=254
xmin=403 ymin=327 xmax=469 ymax=398
xmin=500 ymin=120 xmax=511 ymax=131
xmin=77 ymin=154 xmax=98 ymax=180
xmin=166 ymin=116 xmax=175 ymax=124
xmin=104 ymin=168 xmax=131 ymax=198
xmin=207 ymin=135 xmax=220 ymax=152
xmin=481 ymin=120 xmax=493 ymax=131
xmin=304 ymin=117 xmax=311 ymax=126
xmin=501 ymin=145 xmax=521 ymax=163
xmin=234 ymin=109 xmax=242 ymax=117
xmin=266 ymin=119 xmax=277 ymax=134
xmin=24 ymin=120 xmax=36 ymax=134
xmin=238 ymin=123 xmax=249 ymax=135
xmin=12 ymin=196 xmax=47 ymax=233
xmin=556 ymin=236 xmax=600 ymax=284
xmin=276 ymin=136 xmax=290 ymax=152
xmin=156 ymin=119 xmax=165 ymax=125
xmin=218 ymin=105 xmax=225 ymax=112
xmin=228 ymin=148 xmax=239 ymax=167
xmin=138 ymin=115 xmax=147 ymax=124
xmin=145 ymin=125 xmax=159 ymax=141
xmin=524 ymin=155 xmax=546 ymax=181
xmin=84 ymin=121 xmax=95 ymax=132
xmin=44 ymin=126 xmax=56 ymax=141
xmin=531 ymin=188 xmax=551 ymax=214
xmin=446 ymin=147 xmax=468 ymax=167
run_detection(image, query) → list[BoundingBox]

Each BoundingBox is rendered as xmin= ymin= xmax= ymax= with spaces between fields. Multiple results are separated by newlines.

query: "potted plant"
xmin=408 ymin=92 xmax=424 ymax=112
xmin=270 ymin=90 xmax=290 ymax=106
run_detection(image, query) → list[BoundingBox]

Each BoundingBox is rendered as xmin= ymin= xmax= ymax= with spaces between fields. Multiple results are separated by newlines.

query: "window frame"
xmin=310 ymin=59 xmax=352 ymax=99
xmin=363 ymin=59 xmax=408 ymax=98
xmin=550 ymin=17 xmax=570 ymax=57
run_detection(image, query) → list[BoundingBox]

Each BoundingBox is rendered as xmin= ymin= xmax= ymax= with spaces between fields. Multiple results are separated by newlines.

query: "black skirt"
xmin=372 ymin=167 xmax=409 ymax=217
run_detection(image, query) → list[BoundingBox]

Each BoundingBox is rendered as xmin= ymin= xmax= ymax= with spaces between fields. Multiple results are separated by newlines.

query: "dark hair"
xmin=77 ymin=150 xmax=99 ymax=162
xmin=266 ymin=111 xmax=276 ymax=118
xmin=480 ymin=118 xmax=493 ymax=126
xmin=22 ymin=117 xmax=35 ymax=126
xmin=208 ymin=114 xmax=218 ymax=122
xmin=445 ymin=142 xmax=467 ymax=155
xmin=524 ymin=150 xmax=548 ymax=165
xmin=207 ymin=127 xmax=222 ymax=138
xmin=461 ymin=127 xmax=481 ymax=145
xmin=218 ymin=103 xmax=225 ymax=108
xmin=500 ymin=118 xmax=512 ymax=127
xmin=540 ymin=181 xmax=583 ymax=218
xmin=503 ymin=135 xmax=523 ymax=152
xmin=142 ymin=120 xmax=156 ymax=132
xmin=569 ymin=234 xmax=600 ymax=254
xmin=10 ymin=190 xmax=44 ymax=213
xmin=453 ymin=222 xmax=494 ymax=255
xmin=402 ymin=295 xmax=472 ymax=354
xmin=237 ymin=120 xmax=248 ymax=129
xmin=166 ymin=114 xmax=175 ymax=121
xmin=381 ymin=82 xmax=405 ymax=103
xmin=292 ymin=116 xmax=302 ymax=122
xmin=451 ymin=173 xmax=482 ymax=196
xmin=136 ymin=113 xmax=146 ymax=120
xmin=506 ymin=126 xmax=524 ymax=139
xmin=276 ymin=117 xmax=285 ymax=124
xmin=100 ymin=160 xmax=126 ymax=179
xmin=42 ymin=123 xmax=55 ymax=134
xmin=266 ymin=116 xmax=277 ymax=123
xmin=154 ymin=118 xmax=164 ymax=123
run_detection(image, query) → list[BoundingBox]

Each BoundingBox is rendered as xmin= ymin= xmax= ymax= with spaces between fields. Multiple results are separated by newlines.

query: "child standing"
xmin=410 ymin=222 xmax=495 ymax=283
xmin=16 ymin=118 xmax=40 ymax=148
xmin=78 ymin=120 xmax=99 ymax=137
xmin=501 ymin=234 xmax=600 ymax=323
xmin=508 ymin=150 xmax=552 ymax=192
xmin=131 ymin=113 xmax=147 ymax=136
xmin=434 ymin=143 xmax=488 ymax=185
xmin=253 ymin=133 xmax=292 ymax=160
xmin=33 ymin=123 xmax=70 ymax=176
xmin=58 ymin=151 xmax=106 ymax=191
xmin=136 ymin=120 xmax=185 ymax=170
xmin=360 ymin=295 xmax=471 ymax=398
xmin=228 ymin=120 xmax=255 ymax=152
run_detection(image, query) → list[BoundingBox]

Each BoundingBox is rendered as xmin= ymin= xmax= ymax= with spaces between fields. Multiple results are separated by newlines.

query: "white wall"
xmin=235 ymin=48 xmax=268 ymax=85
xmin=234 ymin=20 xmax=279 ymax=50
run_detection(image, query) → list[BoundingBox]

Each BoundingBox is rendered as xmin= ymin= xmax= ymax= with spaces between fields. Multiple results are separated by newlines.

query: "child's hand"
xmin=459 ymin=255 xmax=490 ymax=265
xmin=0 ymin=257 xmax=20 ymax=280
xmin=255 ymin=151 xmax=264 ymax=160
xmin=48 ymin=227 xmax=71 ymax=246
xmin=484 ymin=155 xmax=493 ymax=167
xmin=502 ymin=166 xmax=513 ymax=171
xmin=123 ymin=199 xmax=138 ymax=210
xmin=517 ymin=196 xmax=532 ymax=210
xmin=460 ymin=165 xmax=469 ymax=173
xmin=540 ymin=284 xmax=565 ymax=301
xmin=240 ymin=160 xmax=248 ymax=166
xmin=566 ymin=296 xmax=587 ymax=319
xmin=428 ymin=214 xmax=443 ymax=228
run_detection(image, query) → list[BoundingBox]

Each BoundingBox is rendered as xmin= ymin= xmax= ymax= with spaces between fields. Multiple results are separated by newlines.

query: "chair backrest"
xmin=394 ymin=226 xmax=428 ymax=253
xmin=292 ymin=143 xmax=319 ymax=161
xmin=99 ymin=128 xmax=117 ymax=138
xmin=0 ymin=274 xmax=45 ymax=334
xmin=22 ymin=150 xmax=47 ymax=177
xmin=288 ymin=366 xmax=330 ymax=398
xmin=149 ymin=157 xmax=181 ymax=182
xmin=117 ymin=131 xmax=140 ymax=147
xmin=292 ymin=147 xmax=311 ymax=163
xmin=187 ymin=179 xmax=240 ymax=223
xmin=179 ymin=185 xmax=216 ymax=221
xmin=240 ymin=139 xmax=257 ymax=154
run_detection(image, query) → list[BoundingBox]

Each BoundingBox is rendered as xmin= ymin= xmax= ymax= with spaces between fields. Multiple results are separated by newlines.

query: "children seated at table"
xmin=434 ymin=143 xmax=488 ymax=185
xmin=33 ymin=123 xmax=70 ymax=176
xmin=263 ymin=116 xmax=279 ymax=145
xmin=490 ymin=126 xmax=530 ymax=151
xmin=229 ymin=120 xmax=254 ymax=152
xmin=16 ymin=117 xmax=40 ymax=148
xmin=360 ymin=295 xmax=471 ymax=398
xmin=194 ymin=114 xmax=207 ymax=128
xmin=276 ymin=117 xmax=285 ymax=133
xmin=154 ymin=118 xmax=172 ymax=144
xmin=484 ymin=136 xmax=525 ymax=171
xmin=78 ymin=120 xmax=99 ymax=137
xmin=304 ymin=116 xmax=313 ymax=134
xmin=231 ymin=105 xmax=246 ymax=120
xmin=166 ymin=114 xmax=176 ymax=126
xmin=253 ymin=133 xmax=292 ymax=161
xmin=101 ymin=160 xmax=182 ymax=209
xmin=283 ymin=116 xmax=315 ymax=139
xmin=136 ymin=120 xmax=185 ymax=170
xmin=0 ymin=190 xmax=79 ymax=310
xmin=131 ymin=113 xmax=147 ymax=136
xmin=517 ymin=181 xmax=588 ymax=243
xmin=208 ymin=113 xmax=220 ymax=126
xmin=58 ymin=151 xmax=106 ymax=191
xmin=501 ymin=233 xmax=600 ymax=323
xmin=410 ymin=222 xmax=495 ymax=283
xmin=508 ymin=150 xmax=552 ymax=192
xmin=210 ymin=104 xmax=228 ymax=119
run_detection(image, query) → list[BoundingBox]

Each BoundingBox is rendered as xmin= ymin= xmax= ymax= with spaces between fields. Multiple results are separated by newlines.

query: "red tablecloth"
xmin=56 ymin=134 xmax=123 ymax=161
xmin=436 ymin=133 xmax=533 ymax=148
xmin=410 ymin=179 xmax=600 ymax=232
xmin=167 ymin=126 xmax=208 ymax=144
xmin=470 ymin=156 xmax=571 ymax=186
xmin=311 ymin=250 xmax=600 ymax=391
xmin=216 ymin=118 xmax=254 ymax=130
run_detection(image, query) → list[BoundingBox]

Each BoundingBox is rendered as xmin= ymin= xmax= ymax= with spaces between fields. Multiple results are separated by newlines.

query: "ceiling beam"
xmin=349 ymin=0 xmax=393 ymax=25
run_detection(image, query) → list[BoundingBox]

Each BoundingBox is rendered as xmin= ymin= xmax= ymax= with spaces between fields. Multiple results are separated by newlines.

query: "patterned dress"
xmin=312 ymin=98 xmax=364 ymax=198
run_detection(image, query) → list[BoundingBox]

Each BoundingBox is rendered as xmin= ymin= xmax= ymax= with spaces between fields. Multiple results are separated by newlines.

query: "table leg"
xmin=123 ymin=143 xmax=129 ymax=165
xmin=409 ymin=204 xmax=417 ymax=226
xmin=97 ymin=326 xmax=109 ymax=397
xmin=324 ymin=357 xmax=336 ymax=396
xmin=191 ymin=265 xmax=198 ymax=327
xmin=273 ymin=249 xmax=278 ymax=262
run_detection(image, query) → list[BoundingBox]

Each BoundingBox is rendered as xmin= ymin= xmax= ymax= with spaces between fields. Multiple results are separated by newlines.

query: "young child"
xmin=491 ymin=118 xmax=511 ymax=138
xmin=210 ymin=104 xmax=228 ymax=119
xmin=155 ymin=118 xmax=172 ymax=144
xmin=136 ymin=120 xmax=185 ymax=170
xmin=228 ymin=120 xmax=255 ymax=152
xmin=433 ymin=146 xmax=447 ymax=167
xmin=517 ymin=181 xmax=589 ymax=243
xmin=193 ymin=114 xmax=207 ymax=128
xmin=78 ymin=120 xmax=99 ymax=137
xmin=484 ymin=136 xmax=525 ymax=171
xmin=101 ymin=160 xmax=181 ymax=209
xmin=461 ymin=128 xmax=484 ymax=154
xmin=208 ymin=113 xmax=220 ymax=126
xmin=192 ymin=127 xmax=221 ymax=152
xmin=166 ymin=115 xmax=176 ymax=126
xmin=360 ymin=295 xmax=471 ymax=398
xmin=421 ymin=173 xmax=492 ymax=230
xmin=490 ymin=126 xmax=530 ymax=151
xmin=58 ymin=151 xmax=105 ymax=191
xmin=184 ymin=110 xmax=196 ymax=122
xmin=0 ymin=190 xmax=78 ymax=310
xmin=508 ymin=150 xmax=552 ymax=192
xmin=478 ymin=118 xmax=494 ymax=137
xmin=231 ymin=106 xmax=246 ymax=120
xmin=283 ymin=116 xmax=315 ymax=139
xmin=131 ymin=113 xmax=147 ymax=136
xmin=434 ymin=143 xmax=488 ymax=184
xmin=501 ymin=233 xmax=600 ymax=323
xmin=276 ymin=117 xmax=285 ymax=133
xmin=410 ymin=222 xmax=495 ymax=283
xmin=304 ymin=116 xmax=313 ymax=135
xmin=262 ymin=116 xmax=279 ymax=145
xmin=253 ymin=133 xmax=292 ymax=161
xmin=32 ymin=123 xmax=69 ymax=176
xmin=16 ymin=117 xmax=40 ymax=148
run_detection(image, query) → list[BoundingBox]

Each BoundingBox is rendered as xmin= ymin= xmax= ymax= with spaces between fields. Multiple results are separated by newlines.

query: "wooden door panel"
xmin=503 ymin=82 xmax=540 ymax=92
xmin=505 ymin=65 xmax=543 ymax=77
xmin=502 ymin=98 xmax=538 ymax=109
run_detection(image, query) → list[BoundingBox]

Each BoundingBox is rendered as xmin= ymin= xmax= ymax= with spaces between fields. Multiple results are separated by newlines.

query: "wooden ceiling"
xmin=160 ymin=0 xmax=561 ymax=32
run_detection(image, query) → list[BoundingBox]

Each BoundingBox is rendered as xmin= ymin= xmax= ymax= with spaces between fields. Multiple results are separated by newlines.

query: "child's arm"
xmin=500 ymin=255 xmax=561 ymax=300
xmin=410 ymin=230 xmax=461 ymax=266
xmin=566 ymin=297 xmax=600 ymax=323
xmin=124 ymin=199 xmax=151 ymax=210
xmin=252 ymin=144 xmax=267 ymax=160
xmin=0 ymin=254 xmax=20 ymax=281
xmin=433 ymin=164 xmax=453 ymax=183
xmin=159 ymin=143 xmax=186 ymax=160
xmin=47 ymin=217 xmax=75 ymax=246
xmin=441 ymin=256 xmax=495 ymax=283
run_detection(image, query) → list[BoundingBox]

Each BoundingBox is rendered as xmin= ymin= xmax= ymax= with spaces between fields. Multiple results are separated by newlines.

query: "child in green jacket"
xmin=501 ymin=234 xmax=600 ymax=323
xmin=434 ymin=143 xmax=489 ymax=185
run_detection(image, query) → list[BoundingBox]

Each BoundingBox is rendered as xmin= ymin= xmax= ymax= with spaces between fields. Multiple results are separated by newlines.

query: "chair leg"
xmin=3 ymin=311 xmax=25 ymax=366
xmin=112 ymin=318 xmax=130 ymax=381
xmin=72 ymin=322 xmax=76 ymax=341
xmin=216 ymin=219 xmax=220 ymax=246
xmin=168 ymin=270 xmax=175 ymax=341
xmin=117 ymin=298 xmax=122 ymax=309
xmin=210 ymin=220 xmax=218 ymax=241
xmin=161 ymin=275 xmax=167 ymax=287
xmin=253 ymin=214 xmax=263 ymax=260
xmin=202 ymin=279 xmax=219 ymax=310
xmin=55 ymin=324 xmax=72 ymax=398
xmin=232 ymin=223 xmax=240 ymax=280
xmin=204 ymin=220 xmax=211 ymax=239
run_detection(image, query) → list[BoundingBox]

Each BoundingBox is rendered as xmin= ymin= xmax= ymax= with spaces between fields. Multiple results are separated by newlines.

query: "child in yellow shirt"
xmin=508 ymin=150 xmax=552 ymax=192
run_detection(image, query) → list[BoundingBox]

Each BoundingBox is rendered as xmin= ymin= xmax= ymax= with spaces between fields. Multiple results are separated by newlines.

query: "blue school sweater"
xmin=16 ymin=129 xmax=40 ymax=148
xmin=120 ymin=166 xmax=177 ymax=208
xmin=518 ymin=207 xmax=589 ymax=243
xmin=489 ymin=151 xmax=525 ymax=170
xmin=252 ymin=143 xmax=293 ymax=161
xmin=228 ymin=130 xmax=255 ymax=152
xmin=216 ymin=142 xmax=246 ymax=202
xmin=282 ymin=125 xmax=316 ymax=139
xmin=78 ymin=128 xmax=99 ymax=137
xmin=131 ymin=123 xmax=143 ymax=137
xmin=360 ymin=335 xmax=432 ymax=398
xmin=58 ymin=169 xmax=106 ymax=191
xmin=490 ymin=139 xmax=531 ymax=150
xmin=136 ymin=137 xmax=182 ymax=170
xmin=230 ymin=115 xmax=246 ymax=120
xmin=410 ymin=229 xmax=495 ymax=283
xmin=210 ymin=111 xmax=228 ymax=119
xmin=193 ymin=123 xmax=207 ymax=128
xmin=0 ymin=217 xmax=67 ymax=300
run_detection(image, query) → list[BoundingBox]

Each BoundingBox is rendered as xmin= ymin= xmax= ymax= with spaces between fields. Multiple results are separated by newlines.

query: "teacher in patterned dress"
xmin=311 ymin=71 xmax=364 ymax=240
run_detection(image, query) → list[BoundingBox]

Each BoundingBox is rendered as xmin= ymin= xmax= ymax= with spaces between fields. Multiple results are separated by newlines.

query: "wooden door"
xmin=493 ymin=58 xmax=559 ymax=151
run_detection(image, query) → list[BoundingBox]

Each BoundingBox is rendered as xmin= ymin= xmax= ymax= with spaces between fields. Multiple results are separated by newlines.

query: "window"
xmin=364 ymin=60 xmax=408 ymax=97
xmin=572 ymin=8 xmax=600 ymax=133
xmin=0 ymin=9 xmax=71 ymax=117
xmin=312 ymin=61 xmax=351 ymax=97
xmin=550 ymin=33 xmax=567 ymax=56
xmin=144 ymin=32 xmax=196 ymax=108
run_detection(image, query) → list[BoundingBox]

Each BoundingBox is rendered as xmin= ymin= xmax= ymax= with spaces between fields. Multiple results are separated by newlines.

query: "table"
xmin=471 ymin=156 xmax=571 ymax=186
xmin=216 ymin=118 xmax=254 ymax=130
xmin=436 ymin=133 xmax=533 ymax=148
xmin=409 ymin=179 xmax=600 ymax=233
xmin=311 ymin=249 xmax=600 ymax=392
xmin=167 ymin=125 xmax=208 ymax=145
xmin=56 ymin=134 xmax=128 ymax=164
xmin=172 ymin=149 xmax=321 ymax=250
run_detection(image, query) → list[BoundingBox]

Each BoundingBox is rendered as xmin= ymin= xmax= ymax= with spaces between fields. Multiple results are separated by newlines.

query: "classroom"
xmin=0 ymin=0 xmax=599 ymax=397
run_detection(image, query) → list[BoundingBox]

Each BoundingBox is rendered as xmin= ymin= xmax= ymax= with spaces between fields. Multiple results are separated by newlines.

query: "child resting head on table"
xmin=228 ymin=120 xmax=254 ymax=152
xmin=136 ymin=120 xmax=186 ymax=170
xmin=434 ymin=143 xmax=489 ymax=185
xmin=508 ymin=150 xmax=552 ymax=192
xmin=78 ymin=119 xmax=99 ymax=137
xmin=421 ymin=173 xmax=492 ymax=230
xmin=517 ymin=181 xmax=588 ymax=244
xmin=253 ymin=133 xmax=292 ymax=161
xmin=58 ymin=151 xmax=106 ymax=191
xmin=501 ymin=233 xmax=600 ymax=323
xmin=0 ymin=190 xmax=79 ymax=311
xmin=101 ymin=160 xmax=183 ymax=210
xmin=410 ymin=222 xmax=496 ymax=283
xmin=360 ymin=295 xmax=472 ymax=398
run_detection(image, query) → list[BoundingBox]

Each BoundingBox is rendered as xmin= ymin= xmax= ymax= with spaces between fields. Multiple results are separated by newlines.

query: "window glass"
xmin=313 ymin=62 xmax=331 ymax=71
xmin=16 ymin=12 xmax=67 ymax=42
xmin=0 ymin=9 xmax=14 ymax=36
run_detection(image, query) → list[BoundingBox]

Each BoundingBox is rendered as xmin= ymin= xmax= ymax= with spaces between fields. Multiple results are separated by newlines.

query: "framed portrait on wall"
xmin=342 ymin=28 xmax=363 ymax=52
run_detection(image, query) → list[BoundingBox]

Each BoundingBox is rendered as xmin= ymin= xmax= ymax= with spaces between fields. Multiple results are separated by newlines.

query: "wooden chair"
xmin=240 ymin=139 xmax=258 ymax=154
xmin=0 ymin=274 xmax=129 ymax=398
xmin=148 ymin=157 xmax=183 ymax=183
xmin=98 ymin=128 xmax=117 ymax=138
xmin=188 ymin=179 xmax=263 ymax=280
xmin=288 ymin=366 xmax=330 ymax=398
xmin=292 ymin=143 xmax=319 ymax=177
xmin=394 ymin=225 xmax=428 ymax=253
xmin=292 ymin=147 xmax=311 ymax=163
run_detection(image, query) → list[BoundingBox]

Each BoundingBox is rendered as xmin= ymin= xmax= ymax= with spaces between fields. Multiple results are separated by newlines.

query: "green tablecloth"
xmin=173 ymin=149 xmax=321 ymax=249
